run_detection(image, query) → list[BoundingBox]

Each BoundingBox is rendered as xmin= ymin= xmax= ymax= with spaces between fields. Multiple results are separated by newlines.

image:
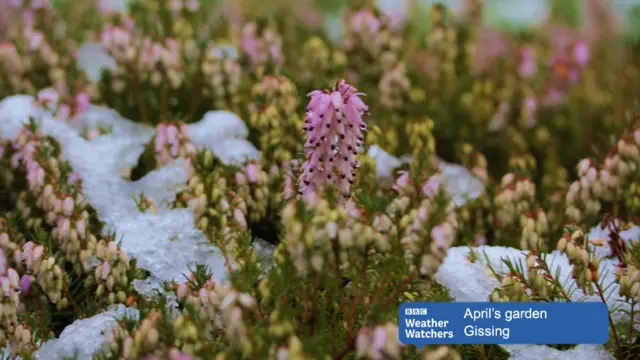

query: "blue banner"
xmin=398 ymin=302 xmax=609 ymax=345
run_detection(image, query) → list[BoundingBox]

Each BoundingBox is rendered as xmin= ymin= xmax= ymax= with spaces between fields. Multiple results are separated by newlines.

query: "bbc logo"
xmin=405 ymin=308 xmax=428 ymax=315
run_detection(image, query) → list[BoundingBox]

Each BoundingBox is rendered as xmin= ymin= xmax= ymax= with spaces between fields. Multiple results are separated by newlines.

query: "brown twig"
xmin=128 ymin=65 xmax=148 ymax=124
xmin=187 ymin=53 xmax=205 ymax=122
xmin=63 ymin=281 xmax=81 ymax=315
xmin=333 ymin=336 xmax=355 ymax=360
xmin=382 ymin=269 xmax=417 ymax=311
xmin=629 ymin=299 xmax=636 ymax=344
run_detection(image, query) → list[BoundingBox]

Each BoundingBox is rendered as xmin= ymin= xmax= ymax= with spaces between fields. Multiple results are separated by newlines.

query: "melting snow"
xmin=35 ymin=305 xmax=139 ymax=360
xmin=367 ymin=145 xmax=485 ymax=206
xmin=0 ymin=95 xmax=261 ymax=283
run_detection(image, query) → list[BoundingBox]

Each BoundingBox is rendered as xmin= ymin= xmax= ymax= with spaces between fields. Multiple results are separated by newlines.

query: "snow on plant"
xmin=0 ymin=119 xmax=146 ymax=358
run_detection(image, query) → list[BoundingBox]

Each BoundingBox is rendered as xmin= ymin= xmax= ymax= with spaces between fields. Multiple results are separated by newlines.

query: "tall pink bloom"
xmin=298 ymin=80 xmax=368 ymax=198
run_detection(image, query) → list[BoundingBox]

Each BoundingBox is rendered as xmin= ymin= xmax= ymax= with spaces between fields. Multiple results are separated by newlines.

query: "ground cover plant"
xmin=0 ymin=0 xmax=639 ymax=359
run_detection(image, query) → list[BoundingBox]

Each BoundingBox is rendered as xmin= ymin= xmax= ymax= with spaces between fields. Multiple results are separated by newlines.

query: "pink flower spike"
xmin=298 ymin=80 xmax=368 ymax=198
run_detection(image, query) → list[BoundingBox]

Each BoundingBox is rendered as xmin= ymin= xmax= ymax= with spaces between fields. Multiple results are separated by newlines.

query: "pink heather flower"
xmin=241 ymin=23 xmax=259 ymax=61
xmin=474 ymin=233 xmax=487 ymax=245
xmin=298 ymin=80 xmax=368 ymax=198
xmin=471 ymin=27 xmax=507 ymax=74
xmin=169 ymin=350 xmax=194 ymax=360
xmin=572 ymin=41 xmax=590 ymax=67
xmin=549 ymin=53 xmax=579 ymax=83
xmin=98 ymin=0 xmax=117 ymax=16
xmin=371 ymin=326 xmax=387 ymax=352
xmin=185 ymin=0 xmax=199 ymax=12
xmin=245 ymin=162 xmax=259 ymax=184
xmin=294 ymin=7 xmax=323 ymax=28
xmin=549 ymin=25 xmax=574 ymax=50
xmin=542 ymin=87 xmax=568 ymax=107
xmin=36 ymin=87 xmax=59 ymax=109
xmin=75 ymin=93 xmax=91 ymax=114
xmin=431 ymin=223 xmax=453 ymax=249
xmin=392 ymin=171 xmax=410 ymax=192
xmin=30 ymin=0 xmax=47 ymax=9
xmin=518 ymin=45 xmax=536 ymax=79
xmin=101 ymin=261 xmax=111 ymax=280
xmin=233 ymin=208 xmax=247 ymax=228
xmin=351 ymin=10 xmax=381 ymax=35
xmin=22 ymin=10 xmax=34 ymax=29
xmin=28 ymin=31 xmax=44 ymax=51
xmin=0 ymin=41 xmax=17 ymax=56
xmin=20 ymin=274 xmax=33 ymax=294
xmin=422 ymin=174 xmax=443 ymax=199
xmin=68 ymin=171 xmax=82 ymax=184
xmin=523 ymin=96 xmax=538 ymax=128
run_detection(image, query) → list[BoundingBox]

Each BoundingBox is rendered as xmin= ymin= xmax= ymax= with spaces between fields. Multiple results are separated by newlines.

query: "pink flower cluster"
xmin=240 ymin=22 xmax=283 ymax=69
xmin=35 ymin=86 xmax=91 ymax=122
xmin=0 ymin=248 xmax=21 ymax=305
xmin=469 ymin=27 xmax=508 ymax=74
xmin=102 ymin=23 xmax=182 ymax=69
xmin=167 ymin=0 xmax=200 ymax=13
xmin=154 ymin=122 xmax=197 ymax=168
xmin=355 ymin=323 xmax=403 ymax=359
xmin=542 ymin=29 xmax=591 ymax=106
xmin=566 ymin=129 xmax=640 ymax=222
xmin=298 ymin=80 xmax=368 ymax=198
xmin=11 ymin=126 xmax=45 ymax=191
